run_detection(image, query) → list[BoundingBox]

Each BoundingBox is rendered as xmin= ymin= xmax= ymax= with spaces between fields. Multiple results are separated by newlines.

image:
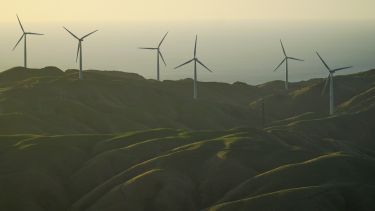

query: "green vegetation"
xmin=0 ymin=67 xmax=374 ymax=210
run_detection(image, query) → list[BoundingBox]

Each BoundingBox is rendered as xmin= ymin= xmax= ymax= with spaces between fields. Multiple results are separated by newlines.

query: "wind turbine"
xmin=12 ymin=15 xmax=43 ymax=68
xmin=274 ymin=40 xmax=304 ymax=90
xmin=175 ymin=35 xmax=212 ymax=99
xmin=139 ymin=32 xmax=168 ymax=81
xmin=316 ymin=52 xmax=352 ymax=115
xmin=63 ymin=27 xmax=98 ymax=80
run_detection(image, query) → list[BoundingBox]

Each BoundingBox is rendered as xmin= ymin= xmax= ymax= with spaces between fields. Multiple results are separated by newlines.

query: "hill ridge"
xmin=0 ymin=66 xmax=374 ymax=135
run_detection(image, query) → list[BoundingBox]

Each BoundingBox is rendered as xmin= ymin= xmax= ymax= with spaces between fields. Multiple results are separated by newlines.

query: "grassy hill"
xmin=0 ymin=111 xmax=374 ymax=210
xmin=0 ymin=67 xmax=374 ymax=210
xmin=0 ymin=66 xmax=374 ymax=134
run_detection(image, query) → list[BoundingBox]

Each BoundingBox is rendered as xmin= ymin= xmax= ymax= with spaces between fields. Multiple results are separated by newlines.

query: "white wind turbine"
xmin=139 ymin=32 xmax=168 ymax=81
xmin=12 ymin=15 xmax=44 ymax=68
xmin=175 ymin=35 xmax=213 ymax=99
xmin=63 ymin=27 xmax=98 ymax=80
xmin=316 ymin=52 xmax=352 ymax=115
xmin=274 ymin=40 xmax=304 ymax=90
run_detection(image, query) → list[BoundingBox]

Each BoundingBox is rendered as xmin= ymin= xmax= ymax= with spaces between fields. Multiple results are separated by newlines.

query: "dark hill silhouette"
xmin=0 ymin=67 xmax=374 ymax=134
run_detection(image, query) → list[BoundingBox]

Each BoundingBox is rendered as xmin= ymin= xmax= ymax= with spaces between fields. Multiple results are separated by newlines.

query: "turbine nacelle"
xmin=139 ymin=32 xmax=169 ymax=81
xmin=13 ymin=15 xmax=44 ymax=68
xmin=273 ymin=40 xmax=304 ymax=90
xmin=316 ymin=50 xmax=352 ymax=116
xmin=13 ymin=15 xmax=44 ymax=51
xmin=316 ymin=51 xmax=352 ymax=75
xmin=63 ymin=27 xmax=98 ymax=42
xmin=63 ymin=26 xmax=98 ymax=80
xmin=174 ymin=35 xmax=213 ymax=99
xmin=63 ymin=27 xmax=98 ymax=63
xmin=175 ymin=35 xmax=213 ymax=72
xmin=274 ymin=40 xmax=304 ymax=72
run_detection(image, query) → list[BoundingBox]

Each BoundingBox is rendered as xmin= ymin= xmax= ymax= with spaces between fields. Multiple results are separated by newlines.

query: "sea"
xmin=0 ymin=20 xmax=374 ymax=85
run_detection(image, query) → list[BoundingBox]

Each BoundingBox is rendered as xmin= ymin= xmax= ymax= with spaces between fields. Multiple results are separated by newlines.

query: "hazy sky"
xmin=1 ymin=0 xmax=375 ymax=22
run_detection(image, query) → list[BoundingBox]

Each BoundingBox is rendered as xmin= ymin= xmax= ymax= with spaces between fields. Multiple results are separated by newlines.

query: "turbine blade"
xmin=280 ymin=40 xmax=287 ymax=56
xmin=288 ymin=57 xmax=304 ymax=61
xmin=16 ymin=15 xmax=25 ymax=33
xmin=321 ymin=75 xmax=330 ymax=96
xmin=273 ymin=58 xmax=286 ymax=72
xmin=139 ymin=47 xmax=157 ymax=50
xmin=27 ymin=32 xmax=44 ymax=35
xmin=82 ymin=30 xmax=98 ymax=39
xmin=333 ymin=66 xmax=352 ymax=72
xmin=175 ymin=59 xmax=194 ymax=69
xmin=158 ymin=32 xmax=168 ymax=48
xmin=12 ymin=34 xmax=24 ymax=50
xmin=316 ymin=52 xmax=331 ymax=71
xmin=159 ymin=51 xmax=167 ymax=66
xmin=63 ymin=27 xmax=79 ymax=40
xmin=194 ymin=35 xmax=198 ymax=57
xmin=76 ymin=43 xmax=81 ymax=62
xmin=197 ymin=59 xmax=212 ymax=72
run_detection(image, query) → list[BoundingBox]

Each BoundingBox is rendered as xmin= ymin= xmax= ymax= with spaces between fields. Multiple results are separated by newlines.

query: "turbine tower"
xmin=316 ymin=52 xmax=352 ymax=115
xmin=175 ymin=35 xmax=212 ymax=99
xmin=12 ymin=15 xmax=44 ymax=68
xmin=274 ymin=40 xmax=304 ymax=90
xmin=139 ymin=32 xmax=168 ymax=81
xmin=63 ymin=27 xmax=98 ymax=80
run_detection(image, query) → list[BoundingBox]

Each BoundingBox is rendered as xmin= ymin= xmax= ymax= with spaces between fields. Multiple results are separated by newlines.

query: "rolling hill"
xmin=0 ymin=67 xmax=374 ymax=210
xmin=0 ymin=66 xmax=374 ymax=134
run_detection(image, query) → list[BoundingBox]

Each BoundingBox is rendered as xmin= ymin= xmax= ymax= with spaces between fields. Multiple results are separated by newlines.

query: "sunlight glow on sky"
xmin=1 ymin=0 xmax=375 ymax=22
